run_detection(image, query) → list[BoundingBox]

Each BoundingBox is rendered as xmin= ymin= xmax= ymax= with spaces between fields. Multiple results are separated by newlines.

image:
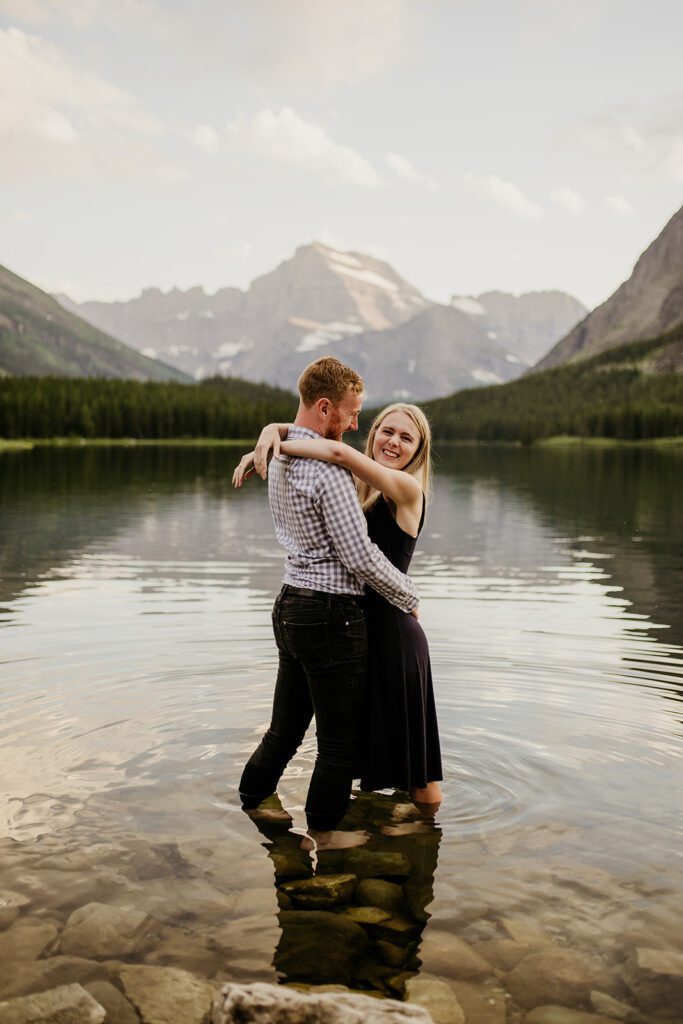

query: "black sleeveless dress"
xmin=359 ymin=495 xmax=443 ymax=792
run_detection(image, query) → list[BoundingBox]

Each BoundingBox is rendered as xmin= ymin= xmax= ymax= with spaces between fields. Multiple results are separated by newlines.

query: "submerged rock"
xmin=0 ymin=890 xmax=31 ymax=929
xmin=274 ymin=910 xmax=369 ymax=985
xmin=371 ymin=915 xmax=422 ymax=948
xmin=621 ymin=946 xmax=683 ymax=1018
xmin=507 ymin=947 xmax=618 ymax=1010
xmin=0 ymin=982 xmax=106 ymax=1023
xmin=59 ymin=903 xmax=159 ymax=959
xmin=211 ymin=981 xmax=432 ymax=1022
xmin=376 ymin=940 xmax=411 ymax=969
xmin=472 ymin=938 xmax=530 ymax=971
xmin=354 ymin=879 xmax=405 ymax=914
xmin=84 ymin=980 xmax=141 ymax=1024
xmin=589 ymin=989 xmax=643 ymax=1022
xmin=0 ymin=918 xmax=59 ymax=962
xmin=0 ymin=956 xmax=111 ymax=1002
xmin=448 ymin=978 xmax=508 ymax=1024
xmin=341 ymin=906 xmax=393 ymax=927
xmin=524 ymin=1007 xmax=621 ymax=1024
xmin=417 ymin=929 xmax=492 ymax=980
xmin=344 ymin=850 xmax=410 ymax=880
xmin=280 ymin=874 xmax=357 ymax=909
xmin=119 ymin=964 xmax=216 ymax=1024
xmin=405 ymin=975 xmax=465 ymax=1024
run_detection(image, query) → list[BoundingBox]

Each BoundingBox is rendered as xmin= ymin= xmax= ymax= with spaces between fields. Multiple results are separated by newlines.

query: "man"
xmin=238 ymin=356 xmax=418 ymax=835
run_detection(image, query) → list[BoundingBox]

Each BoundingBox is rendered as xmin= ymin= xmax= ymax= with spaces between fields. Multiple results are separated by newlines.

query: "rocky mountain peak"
xmin=534 ymin=204 xmax=683 ymax=372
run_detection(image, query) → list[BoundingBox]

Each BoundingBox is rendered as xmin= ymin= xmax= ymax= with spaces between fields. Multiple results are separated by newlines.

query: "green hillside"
xmin=422 ymin=325 xmax=683 ymax=442
xmin=0 ymin=264 xmax=190 ymax=382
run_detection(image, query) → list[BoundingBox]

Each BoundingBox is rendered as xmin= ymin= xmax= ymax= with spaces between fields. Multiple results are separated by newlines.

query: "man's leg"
xmin=298 ymin=603 xmax=368 ymax=831
xmin=239 ymin=599 xmax=313 ymax=807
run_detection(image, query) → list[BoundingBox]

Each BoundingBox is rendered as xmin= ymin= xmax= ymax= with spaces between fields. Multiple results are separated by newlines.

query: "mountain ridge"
xmin=534 ymin=205 xmax=683 ymax=372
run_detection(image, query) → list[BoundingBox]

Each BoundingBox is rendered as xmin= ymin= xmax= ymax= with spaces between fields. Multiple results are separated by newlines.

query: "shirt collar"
xmin=287 ymin=426 xmax=322 ymax=440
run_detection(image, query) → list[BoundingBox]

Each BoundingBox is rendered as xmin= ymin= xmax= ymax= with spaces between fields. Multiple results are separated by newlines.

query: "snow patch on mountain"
xmin=452 ymin=296 xmax=486 ymax=316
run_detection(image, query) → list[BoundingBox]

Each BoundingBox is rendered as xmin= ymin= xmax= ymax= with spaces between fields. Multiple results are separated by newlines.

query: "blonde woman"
xmin=234 ymin=403 xmax=443 ymax=808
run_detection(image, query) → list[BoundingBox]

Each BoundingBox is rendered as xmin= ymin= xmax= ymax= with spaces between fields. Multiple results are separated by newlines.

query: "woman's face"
xmin=372 ymin=410 xmax=421 ymax=471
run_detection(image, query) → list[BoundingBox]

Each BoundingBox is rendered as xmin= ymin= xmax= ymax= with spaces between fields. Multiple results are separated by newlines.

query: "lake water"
xmin=1 ymin=444 xmax=682 ymax=1015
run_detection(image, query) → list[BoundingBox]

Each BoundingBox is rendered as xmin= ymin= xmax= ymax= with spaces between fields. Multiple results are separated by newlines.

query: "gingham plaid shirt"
xmin=269 ymin=427 xmax=418 ymax=612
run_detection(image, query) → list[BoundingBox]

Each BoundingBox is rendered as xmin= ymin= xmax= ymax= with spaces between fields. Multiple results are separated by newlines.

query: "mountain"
xmin=59 ymin=242 xmax=430 ymax=386
xmin=422 ymin=323 xmax=683 ymax=442
xmin=534 ymin=205 xmax=683 ymax=372
xmin=0 ymin=264 xmax=190 ymax=382
xmin=335 ymin=303 xmax=524 ymax=403
xmin=450 ymin=290 xmax=587 ymax=365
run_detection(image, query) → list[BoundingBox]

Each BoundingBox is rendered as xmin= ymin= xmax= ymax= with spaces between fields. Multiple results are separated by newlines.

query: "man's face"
xmin=324 ymin=390 xmax=363 ymax=440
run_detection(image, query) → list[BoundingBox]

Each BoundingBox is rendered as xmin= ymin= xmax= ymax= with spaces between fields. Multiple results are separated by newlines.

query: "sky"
xmin=1 ymin=0 xmax=682 ymax=311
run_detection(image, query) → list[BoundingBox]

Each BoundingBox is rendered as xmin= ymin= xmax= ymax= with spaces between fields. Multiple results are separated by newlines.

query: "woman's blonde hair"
xmin=357 ymin=403 xmax=432 ymax=513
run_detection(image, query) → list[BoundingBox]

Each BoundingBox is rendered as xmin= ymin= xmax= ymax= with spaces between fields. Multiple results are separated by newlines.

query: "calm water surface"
xmin=1 ymin=445 xmax=682 ymax=1009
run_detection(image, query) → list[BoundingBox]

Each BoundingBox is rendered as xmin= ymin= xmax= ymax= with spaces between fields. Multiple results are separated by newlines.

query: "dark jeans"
xmin=239 ymin=587 xmax=368 ymax=831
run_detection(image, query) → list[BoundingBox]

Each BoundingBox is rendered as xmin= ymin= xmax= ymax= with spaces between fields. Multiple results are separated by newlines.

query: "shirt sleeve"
xmin=315 ymin=465 xmax=419 ymax=612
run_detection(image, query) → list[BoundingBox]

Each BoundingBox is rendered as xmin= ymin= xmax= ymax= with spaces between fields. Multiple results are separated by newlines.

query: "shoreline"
xmin=1 ymin=434 xmax=681 ymax=453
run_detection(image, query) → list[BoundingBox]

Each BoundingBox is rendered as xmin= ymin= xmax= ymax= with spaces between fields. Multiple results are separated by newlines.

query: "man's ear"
xmin=316 ymin=397 xmax=331 ymax=419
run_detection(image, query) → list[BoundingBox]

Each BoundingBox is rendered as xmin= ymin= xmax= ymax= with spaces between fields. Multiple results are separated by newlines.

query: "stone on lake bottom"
xmin=84 ymin=981 xmax=141 ymax=1024
xmin=590 ymin=990 xmax=644 ymax=1023
xmin=0 ymin=982 xmax=106 ymax=1024
xmin=341 ymin=906 xmax=393 ymax=927
xmin=0 ymin=918 xmax=59 ymax=962
xmin=0 ymin=956 xmax=111 ymax=1002
xmin=344 ymin=850 xmax=411 ymax=880
xmin=280 ymin=874 xmax=358 ymax=909
xmin=376 ymin=940 xmax=411 ymax=968
xmin=354 ymin=879 xmax=405 ymax=914
xmin=211 ymin=981 xmax=433 ymax=1022
xmin=507 ymin=947 xmax=618 ymax=1010
xmin=523 ymin=1007 xmax=624 ymax=1024
xmin=0 ymin=890 xmax=31 ymax=930
xmin=448 ymin=978 xmax=508 ymax=1024
xmin=60 ymin=902 xmax=158 ymax=959
xmin=405 ymin=974 xmax=465 ymax=1024
xmin=119 ymin=964 xmax=217 ymax=1024
xmin=417 ymin=930 xmax=492 ymax=980
xmin=371 ymin=914 xmax=422 ymax=948
xmin=621 ymin=946 xmax=683 ymax=1019
xmin=274 ymin=910 xmax=369 ymax=985
xmin=471 ymin=938 xmax=531 ymax=971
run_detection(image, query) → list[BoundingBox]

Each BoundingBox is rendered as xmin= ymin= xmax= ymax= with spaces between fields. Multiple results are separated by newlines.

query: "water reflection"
xmin=1 ymin=444 xmax=682 ymax=1015
xmin=243 ymin=792 xmax=441 ymax=994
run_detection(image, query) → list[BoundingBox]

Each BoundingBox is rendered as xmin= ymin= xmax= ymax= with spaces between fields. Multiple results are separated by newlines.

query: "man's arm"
xmin=316 ymin=466 xmax=418 ymax=613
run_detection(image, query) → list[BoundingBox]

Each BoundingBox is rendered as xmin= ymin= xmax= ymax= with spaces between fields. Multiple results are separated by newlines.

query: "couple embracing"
xmin=233 ymin=356 xmax=442 ymax=842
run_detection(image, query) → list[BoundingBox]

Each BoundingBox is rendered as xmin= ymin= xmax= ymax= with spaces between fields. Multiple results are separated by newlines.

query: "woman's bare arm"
xmin=280 ymin=439 xmax=421 ymax=508
xmin=253 ymin=423 xmax=291 ymax=478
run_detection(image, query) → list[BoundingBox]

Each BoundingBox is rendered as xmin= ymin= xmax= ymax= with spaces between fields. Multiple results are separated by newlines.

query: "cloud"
xmin=0 ymin=27 xmax=175 ymax=181
xmin=0 ymin=0 xmax=159 ymax=32
xmin=464 ymin=173 xmax=543 ymax=221
xmin=1 ymin=0 xmax=416 ymax=90
xmin=192 ymin=124 xmax=220 ymax=154
xmin=550 ymin=187 xmax=587 ymax=215
xmin=605 ymin=195 xmax=634 ymax=217
xmin=579 ymin=107 xmax=683 ymax=183
xmin=228 ymin=107 xmax=380 ymax=188
xmin=386 ymin=152 xmax=437 ymax=190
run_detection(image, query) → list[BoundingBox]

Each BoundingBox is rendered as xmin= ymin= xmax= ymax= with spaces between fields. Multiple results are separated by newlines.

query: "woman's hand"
xmin=254 ymin=424 xmax=286 ymax=479
xmin=232 ymin=450 xmax=257 ymax=488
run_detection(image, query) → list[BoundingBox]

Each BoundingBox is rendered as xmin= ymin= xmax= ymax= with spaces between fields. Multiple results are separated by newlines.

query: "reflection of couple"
xmin=234 ymin=357 xmax=442 ymax=841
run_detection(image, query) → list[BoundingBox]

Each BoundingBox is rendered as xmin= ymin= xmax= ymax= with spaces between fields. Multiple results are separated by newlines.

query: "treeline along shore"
xmin=1 ymin=327 xmax=682 ymax=444
xmin=421 ymin=327 xmax=683 ymax=443
xmin=0 ymin=375 xmax=296 ymax=441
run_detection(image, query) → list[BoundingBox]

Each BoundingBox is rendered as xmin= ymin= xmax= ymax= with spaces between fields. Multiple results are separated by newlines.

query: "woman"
xmin=233 ymin=403 xmax=442 ymax=808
